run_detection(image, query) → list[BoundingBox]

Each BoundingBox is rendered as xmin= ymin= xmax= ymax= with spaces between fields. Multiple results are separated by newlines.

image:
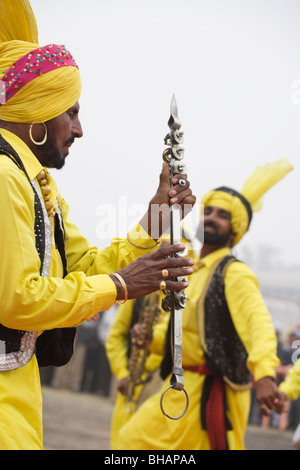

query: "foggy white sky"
xmin=31 ymin=0 xmax=300 ymax=271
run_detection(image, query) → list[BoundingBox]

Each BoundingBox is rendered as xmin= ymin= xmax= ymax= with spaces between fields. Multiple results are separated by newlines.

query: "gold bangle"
xmin=127 ymin=234 xmax=159 ymax=250
xmin=112 ymin=272 xmax=128 ymax=304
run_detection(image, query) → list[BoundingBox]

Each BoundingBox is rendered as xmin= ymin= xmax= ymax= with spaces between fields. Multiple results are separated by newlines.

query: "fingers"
xmin=149 ymin=244 xmax=194 ymax=279
xmin=170 ymin=176 xmax=190 ymax=195
xmin=256 ymin=377 xmax=280 ymax=414
xmin=259 ymin=395 xmax=278 ymax=411
xmin=260 ymin=396 xmax=284 ymax=415
xmin=151 ymin=243 xmax=189 ymax=259
xmin=259 ymin=404 xmax=271 ymax=416
xmin=160 ymin=279 xmax=189 ymax=291
xmin=117 ymin=242 xmax=194 ymax=300
xmin=160 ymin=267 xmax=194 ymax=279
xmin=169 ymin=175 xmax=196 ymax=207
xmin=159 ymin=162 xmax=172 ymax=188
xmin=258 ymin=389 xmax=285 ymax=415
xmin=171 ymin=174 xmax=187 ymax=187
xmin=273 ymin=393 xmax=288 ymax=414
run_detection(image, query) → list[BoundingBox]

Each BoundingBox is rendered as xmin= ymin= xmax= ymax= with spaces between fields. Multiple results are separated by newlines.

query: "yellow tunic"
xmin=0 ymin=129 xmax=156 ymax=450
xmin=118 ymin=247 xmax=280 ymax=450
xmin=279 ymin=359 xmax=300 ymax=400
xmin=106 ymin=297 xmax=164 ymax=450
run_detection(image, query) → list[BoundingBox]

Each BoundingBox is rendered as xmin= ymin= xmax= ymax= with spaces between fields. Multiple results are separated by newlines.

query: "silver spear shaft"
xmin=160 ymin=95 xmax=189 ymax=420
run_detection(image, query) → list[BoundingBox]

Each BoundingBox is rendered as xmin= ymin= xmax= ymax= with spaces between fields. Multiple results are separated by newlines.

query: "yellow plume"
xmin=0 ymin=0 xmax=38 ymax=44
xmin=241 ymin=158 xmax=293 ymax=212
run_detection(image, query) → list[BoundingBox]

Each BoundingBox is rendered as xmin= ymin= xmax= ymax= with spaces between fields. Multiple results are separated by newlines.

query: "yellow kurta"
xmin=279 ymin=359 xmax=300 ymax=400
xmin=106 ymin=296 xmax=164 ymax=450
xmin=0 ymin=129 xmax=156 ymax=450
xmin=118 ymin=247 xmax=280 ymax=450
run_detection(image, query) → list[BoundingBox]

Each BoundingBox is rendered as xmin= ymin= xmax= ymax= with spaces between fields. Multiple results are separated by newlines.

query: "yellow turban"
xmin=201 ymin=158 xmax=293 ymax=246
xmin=0 ymin=0 xmax=81 ymax=123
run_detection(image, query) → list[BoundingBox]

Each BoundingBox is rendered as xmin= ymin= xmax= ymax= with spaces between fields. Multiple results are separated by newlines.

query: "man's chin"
xmin=55 ymin=157 xmax=66 ymax=170
xmin=203 ymin=235 xmax=222 ymax=246
xmin=203 ymin=231 xmax=231 ymax=246
xmin=38 ymin=146 xmax=66 ymax=169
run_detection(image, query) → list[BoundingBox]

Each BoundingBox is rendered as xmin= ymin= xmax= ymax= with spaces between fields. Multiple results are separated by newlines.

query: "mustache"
xmin=204 ymin=221 xmax=218 ymax=231
xmin=65 ymin=137 xmax=75 ymax=146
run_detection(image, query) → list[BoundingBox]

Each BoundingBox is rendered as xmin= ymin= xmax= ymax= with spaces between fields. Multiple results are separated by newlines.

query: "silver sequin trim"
xmin=0 ymin=331 xmax=38 ymax=371
xmin=31 ymin=179 xmax=52 ymax=278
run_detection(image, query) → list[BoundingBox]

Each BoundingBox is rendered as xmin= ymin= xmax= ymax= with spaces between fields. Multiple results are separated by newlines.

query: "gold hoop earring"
xmin=29 ymin=122 xmax=47 ymax=146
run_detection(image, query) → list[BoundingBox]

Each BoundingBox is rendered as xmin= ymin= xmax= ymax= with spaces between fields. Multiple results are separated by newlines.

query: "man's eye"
xmin=220 ymin=213 xmax=231 ymax=220
xmin=68 ymin=109 xmax=78 ymax=119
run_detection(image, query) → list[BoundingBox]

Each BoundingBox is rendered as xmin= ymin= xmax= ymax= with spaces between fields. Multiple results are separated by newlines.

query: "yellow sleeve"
xmin=60 ymin=195 xmax=158 ymax=276
xmin=224 ymin=261 xmax=280 ymax=382
xmin=279 ymin=359 xmax=300 ymax=400
xmin=106 ymin=300 xmax=136 ymax=381
xmin=149 ymin=310 xmax=170 ymax=357
xmin=0 ymin=163 xmax=155 ymax=332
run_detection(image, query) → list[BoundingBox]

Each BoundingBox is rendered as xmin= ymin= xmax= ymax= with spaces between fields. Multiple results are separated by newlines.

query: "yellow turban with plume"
xmin=201 ymin=158 xmax=293 ymax=246
xmin=0 ymin=0 xmax=81 ymax=123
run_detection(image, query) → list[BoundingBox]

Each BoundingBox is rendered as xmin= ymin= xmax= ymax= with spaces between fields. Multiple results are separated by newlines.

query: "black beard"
xmin=196 ymin=221 xmax=232 ymax=247
xmin=35 ymin=137 xmax=74 ymax=169
xmin=203 ymin=230 xmax=231 ymax=246
xmin=37 ymin=145 xmax=65 ymax=169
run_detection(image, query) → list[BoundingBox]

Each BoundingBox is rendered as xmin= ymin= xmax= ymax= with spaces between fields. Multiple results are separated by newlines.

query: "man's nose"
xmin=72 ymin=118 xmax=83 ymax=139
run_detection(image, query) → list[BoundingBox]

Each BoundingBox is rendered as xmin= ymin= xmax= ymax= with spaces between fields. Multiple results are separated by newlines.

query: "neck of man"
xmin=0 ymin=121 xmax=32 ymax=149
xmin=0 ymin=121 xmax=50 ymax=167
xmin=199 ymin=240 xmax=233 ymax=259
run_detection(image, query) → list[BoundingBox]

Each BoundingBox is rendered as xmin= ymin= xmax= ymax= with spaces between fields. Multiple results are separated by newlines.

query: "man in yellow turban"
xmin=0 ymin=1 xmax=196 ymax=449
xmin=116 ymin=158 xmax=293 ymax=451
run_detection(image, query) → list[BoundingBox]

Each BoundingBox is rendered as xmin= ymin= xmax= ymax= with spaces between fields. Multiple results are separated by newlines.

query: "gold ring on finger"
xmin=162 ymin=269 xmax=169 ymax=278
xmin=159 ymin=280 xmax=167 ymax=290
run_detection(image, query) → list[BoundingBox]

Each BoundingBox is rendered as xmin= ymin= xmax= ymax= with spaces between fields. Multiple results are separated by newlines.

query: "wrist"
xmin=110 ymin=273 xmax=128 ymax=304
xmin=256 ymin=376 xmax=275 ymax=384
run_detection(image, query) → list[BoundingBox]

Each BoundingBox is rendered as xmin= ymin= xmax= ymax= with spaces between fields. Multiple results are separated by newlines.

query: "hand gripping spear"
xmin=160 ymin=95 xmax=189 ymax=420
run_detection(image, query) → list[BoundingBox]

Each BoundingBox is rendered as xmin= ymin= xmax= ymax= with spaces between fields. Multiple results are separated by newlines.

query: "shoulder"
xmin=0 ymin=154 xmax=34 ymax=205
xmin=224 ymin=257 xmax=259 ymax=286
xmin=0 ymin=153 xmax=27 ymax=181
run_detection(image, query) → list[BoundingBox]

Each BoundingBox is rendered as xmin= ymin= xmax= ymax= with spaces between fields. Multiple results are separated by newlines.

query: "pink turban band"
xmin=0 ymin=44 xmax=78 ymax=104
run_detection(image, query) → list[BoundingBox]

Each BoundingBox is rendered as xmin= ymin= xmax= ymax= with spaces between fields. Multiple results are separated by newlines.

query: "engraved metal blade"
xmin=168 ymin=94 xmax=182 ymax=131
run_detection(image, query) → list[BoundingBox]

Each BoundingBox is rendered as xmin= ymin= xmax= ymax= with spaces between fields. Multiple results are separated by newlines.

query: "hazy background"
xmin=31 ymin=0 xmax=300 ymax=290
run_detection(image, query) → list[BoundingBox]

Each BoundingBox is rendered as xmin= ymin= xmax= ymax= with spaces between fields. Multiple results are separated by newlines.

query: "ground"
xmin=42 ymin=386 xmax=295 ymax=451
